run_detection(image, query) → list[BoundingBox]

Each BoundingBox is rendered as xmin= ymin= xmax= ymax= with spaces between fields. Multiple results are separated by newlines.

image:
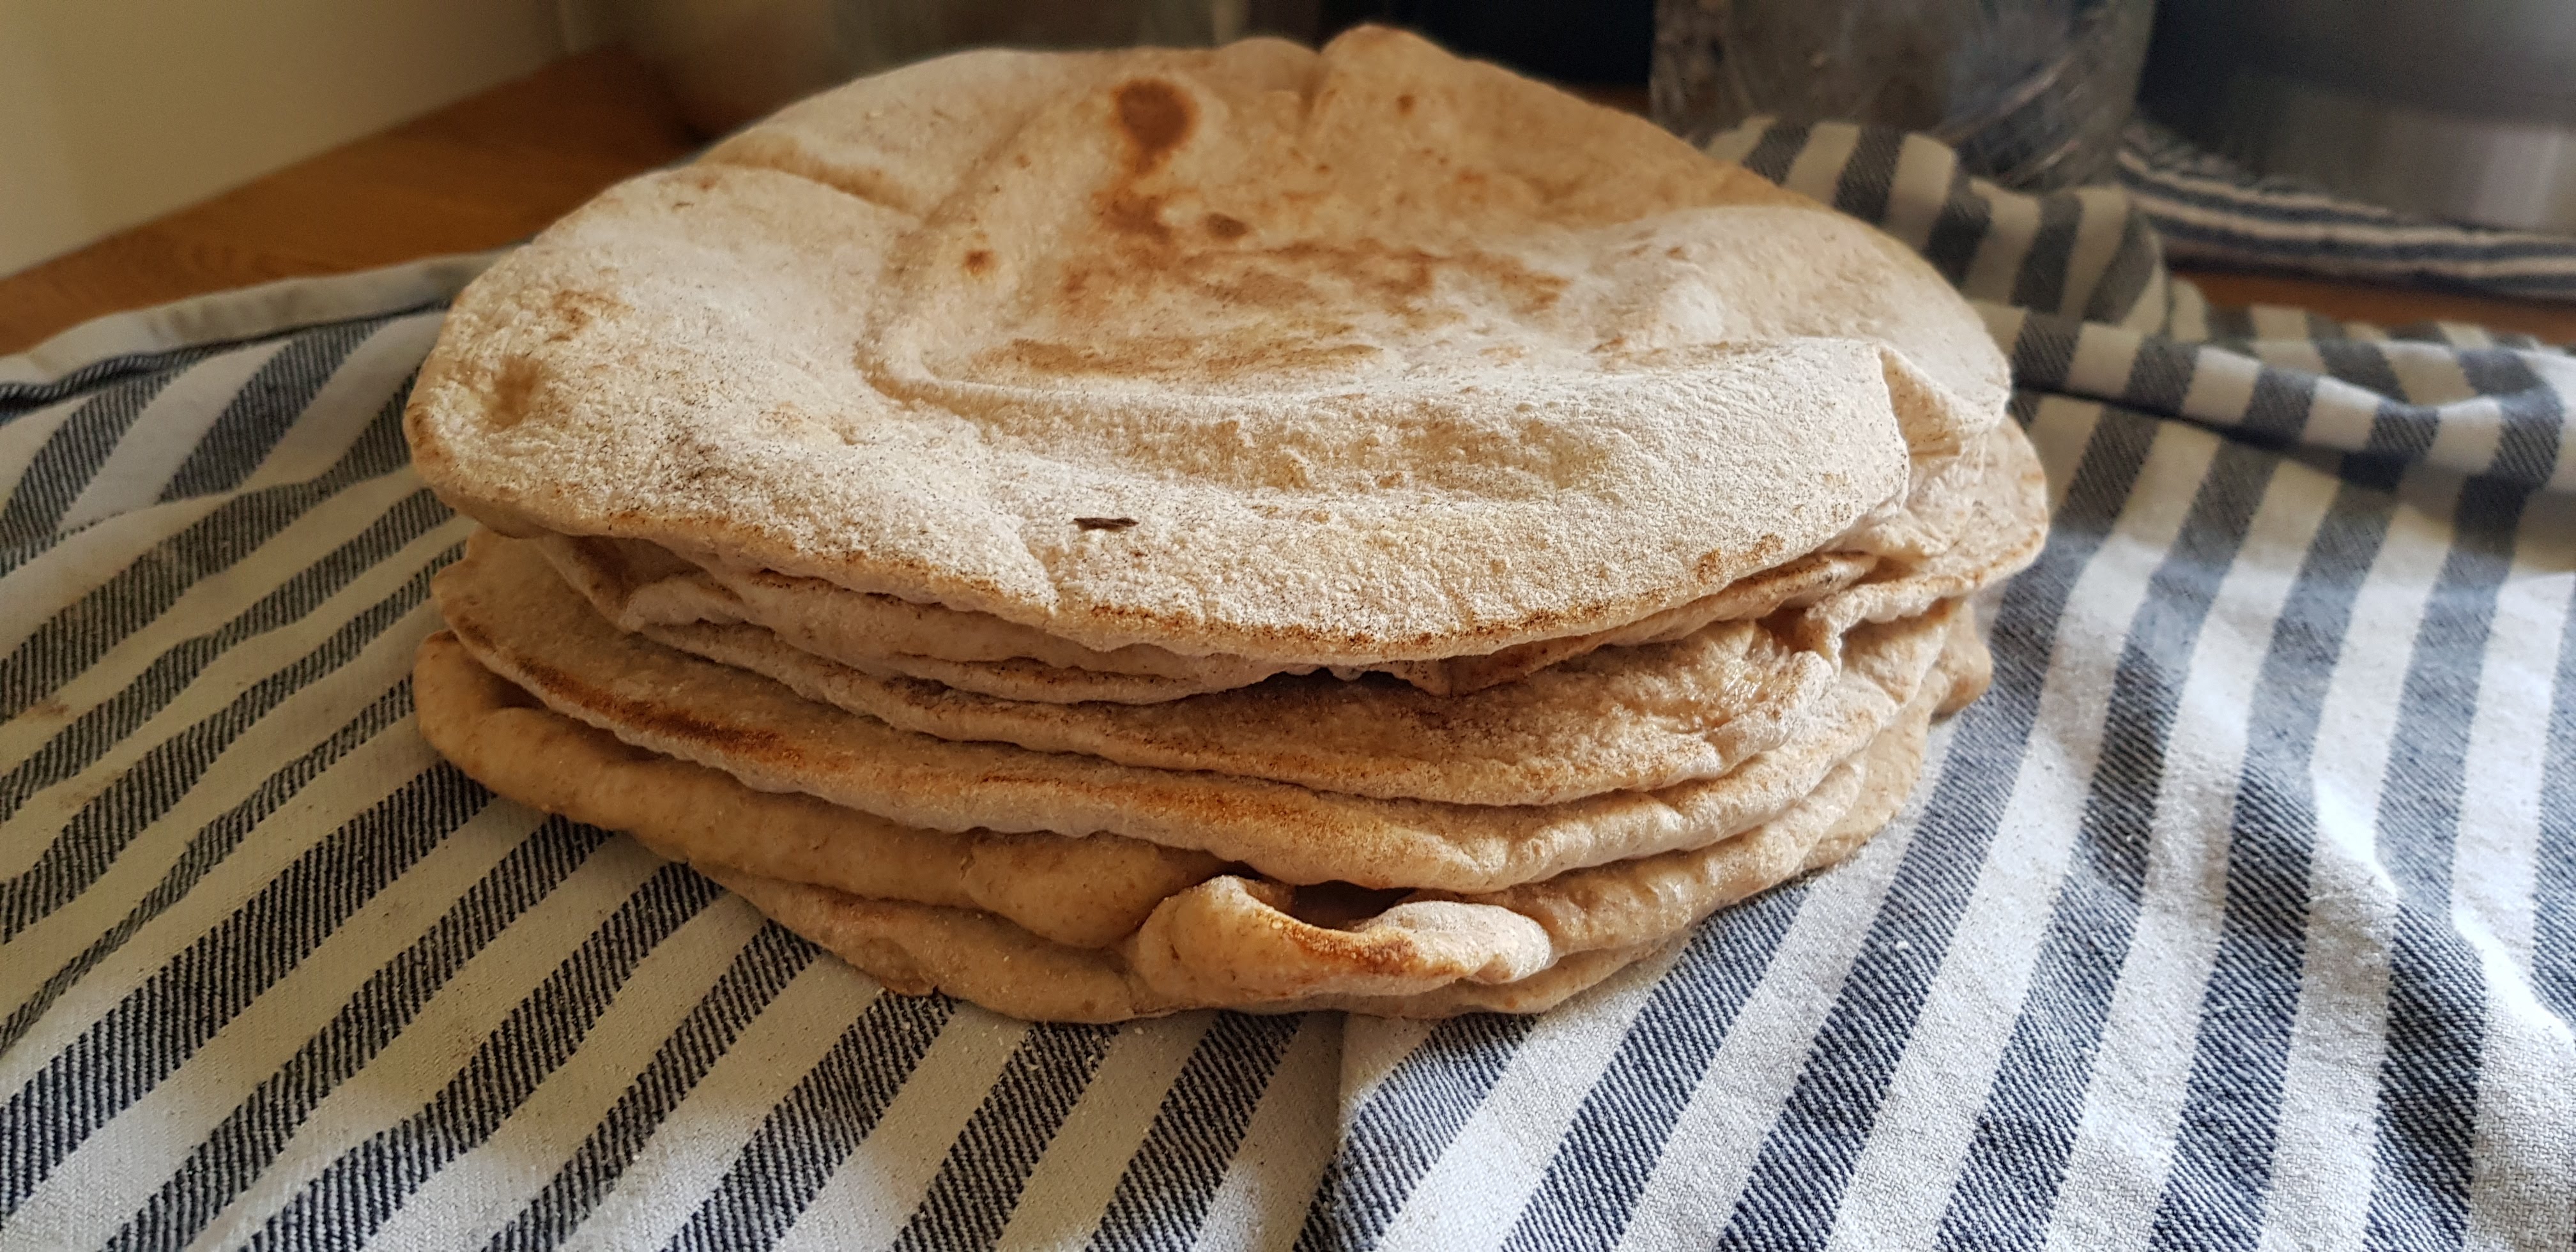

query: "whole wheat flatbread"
xmin=433 ymin=542 xmax=1962 ymax=891
xmin=470 ymin=534 xmax=1837 ymax=806
xmin=539 ymin=532 xmax=1317 ymax=701
xmin=1798 ymin=413 xmax=2052 ymax=650
xmin=482 ymin=424 xmax=2042 ymax=808
xmin=710 ymin=669 xmax=1941 ymax=1021
xmin=415 ymin=629 xmax=1951 ymax=1020
xmin=406 ymin=26 xmax=2008 ymax=667
xmin=607 ymin=416 xmax=2042 ymax=702
xmin=540 ymin=531 xmax=1873 ymax=703
xmin=412 ymin=632 xmax=1225 ymax=949
xmin=709 ymin=871 xmax=1676 ymax=1021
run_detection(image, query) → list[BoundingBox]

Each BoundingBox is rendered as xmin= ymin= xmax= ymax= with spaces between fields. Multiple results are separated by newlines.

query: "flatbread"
xmin=540 ymin=531 xmax=1314 ymax=701
xmin=705 ymin=668 xmax=1940 ymax=1021
xmin=712 ymin=872 xmax=1676 ymax=1021
xmin=406 ymin=26 xmax=2009 ymax=667
xmin=539 ymin=531 xmax=1871 ymax=703
xmin=412 ymin=632 xmax=1225 ymax=949
xmin=471 ymin=534 xmax=1837 ymax=806
xmin=433 ymin=542 xmax=1962 ymax=891
xmin=1798 ymin=412 xmax=2052 ymax=650
xmin=415 ymin=629 xmax=1952 ymax=1021
xmin=532 ymin=416 xmax=2041 ymax=709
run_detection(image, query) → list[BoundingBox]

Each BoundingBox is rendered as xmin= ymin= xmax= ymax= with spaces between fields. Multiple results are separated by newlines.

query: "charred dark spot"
xmin=1112 ymin=79 xmax=1193 ymax=173
xmin=1073 ymin=516 xmax=1139 ymax=531
xmin=962 ymin=248 xmax=995 ymax=275
xmin=1204 ymin=212 xmax=1250 ymax=240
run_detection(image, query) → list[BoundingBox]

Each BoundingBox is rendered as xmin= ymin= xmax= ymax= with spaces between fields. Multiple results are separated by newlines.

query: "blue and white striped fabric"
xmin=3 ymin=118 xmax=2571 ymax=1251
xmin=2117 ymin=119 xmax=2576 ymax=305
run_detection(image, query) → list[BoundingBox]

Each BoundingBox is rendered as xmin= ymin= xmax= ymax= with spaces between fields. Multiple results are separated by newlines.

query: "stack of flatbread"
xmin=402 ymin=27 xmax=2048 ymax=1023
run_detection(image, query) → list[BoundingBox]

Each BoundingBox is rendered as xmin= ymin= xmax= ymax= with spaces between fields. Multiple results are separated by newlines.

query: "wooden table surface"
xmin=8 ymin=47 xmax=2576 ymax=356
xmin=0 ymin=50 xmax=696 ymax=356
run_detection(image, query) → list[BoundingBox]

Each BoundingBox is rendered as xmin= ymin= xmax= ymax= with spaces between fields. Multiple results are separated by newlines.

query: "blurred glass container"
xmin=2144 ymin=0 xmax=2576 ymax=231
xmin=617 ymin=0 xmax=1318 ymax=137
xmin=1652 ymin=0 xmax=2156 ymax=190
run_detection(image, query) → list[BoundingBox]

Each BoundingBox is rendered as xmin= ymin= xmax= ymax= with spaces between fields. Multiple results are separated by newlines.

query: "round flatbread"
xmin=429 ymin=538 xmax=1965 ymax=892
xmin=405 ymin=26 xmax=2009 ymax=666
xmin=414 ymin=627 xmax=1958 ymax=1021
xmin=535 ymin=531 xmax=1874 ymax=703
xmin=466 ymin=531 xmax=1839 ymax=805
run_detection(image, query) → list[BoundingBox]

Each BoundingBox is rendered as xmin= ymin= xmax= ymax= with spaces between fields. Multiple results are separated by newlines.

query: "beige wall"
xmin=1 ymin=0 xmax=613 ymax=276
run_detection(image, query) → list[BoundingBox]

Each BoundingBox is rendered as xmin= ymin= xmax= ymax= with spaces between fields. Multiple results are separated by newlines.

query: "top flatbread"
xmin=404 ymin=26 xmax=2009 ymax=666
xmin=532 ymin=415 xmax=2044 ymax=705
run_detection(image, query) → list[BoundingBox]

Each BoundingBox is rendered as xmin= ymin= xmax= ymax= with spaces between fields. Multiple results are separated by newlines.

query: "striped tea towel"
xmin=2117 ymin=118 xmax=2576 ymax=306
xmin=3 ymin=118 xmax=2572 ymax=1251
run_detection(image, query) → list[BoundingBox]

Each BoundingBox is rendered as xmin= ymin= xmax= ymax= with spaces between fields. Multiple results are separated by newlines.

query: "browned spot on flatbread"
xmin=545 ymin=290 xmax=621 ymax=337
xmin=962 ymin=248 xmax=995 ymax=275
xmin=486 ymin=357 xmax=542 ymax=430
xmin=1395 ymin=93 xmax=1415 ymax=116
xmin=1101 ymin=190 xmax=1171 ymax=243
xmin=1073 ymin=516 xmax=1139 ymax=531
xmin=1048 ymin=233 xmax=1563 ymax=347
xmin=486 ymin=291 xmax=628 ymax=428
xmin=463 ymin=625 xmax=798 ymax=761
xmin=1696 ymin=533 xmax=1788 ymax=581
xmin=1202 ymin=270 xmax=1318 ymax=309
xmin=996 ymin=335 xmax=1377 ymax=379
xmin=1016 ymin=74 xmax=1564 ymax=384
xmin=1112 ymin=79 xmax=1193 ymax=173
xmin=1050 ymin=76 xmax=1563 ymax=366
